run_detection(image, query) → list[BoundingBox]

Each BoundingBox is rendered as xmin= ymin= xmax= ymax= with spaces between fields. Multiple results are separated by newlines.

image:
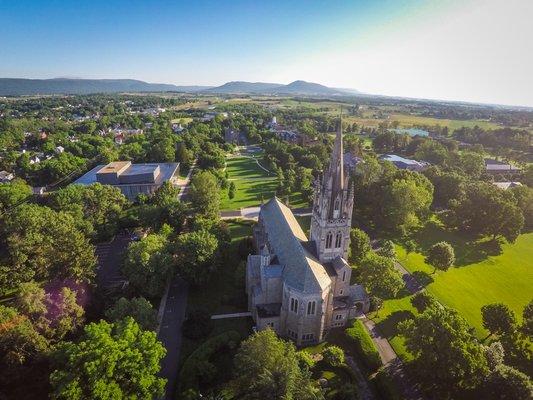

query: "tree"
xmin=377 ymin=240 xmax=396 ymax=259
xmin=410 ymin=291 xmax=435 ymax=313
xmin=322 ymin=346 xmax=345 ymax=367
xmin=233 ymin=330 xmax=323 ymax=400
xmin=483 ymin=364 xmax=533 ymax=400
xmin=359 ymin=253 xmax=403 ymax=299
xmin=510 ymin=185 xmax=533 ymax=229
xmin=425 ymin=242 xmax=455 ymax=273
xmin=404 ymin=239 xmax=417 ymax=257
xmin=50 ymin=318 xmax=166 ymax=400
xmin=16 ymin=282 xmax=84 ymax=340
xmin=399 ymin=305 xmax=488 ymax=392
xmin=228 ymin=181 xmax=236 ymax=200
xmin=484 ymin=341 xmax=505 ymax=371
xmin=0 ymin=304 xmax=48 ymax=368
xmin=105 ymin=297 xmax=157 ymax=331
xmin=0 ymin=178 xmax=32 ymax=210
xmin=122 ymin=229 xmax=174 ymax=298
xmin=522 ymin=299 xmax=533 ymax=336
xmin=173 ymin=230 xmax=219 ymax=286
xmin=371 ymin=296 xmax=384 ymax=316
xmin=448 ymin=182 xmax=524 ymax=242
xmin=481 ymin=303 xmax=517 ymax=336
xmin=349 ymin=228 xmax=371 ymax=265
xmin=50 ymin=183 xmax=128 ymax=239
xmin=189 ymin=171 xmax=220 ymax=219
xmin=176 ymin=142 xmax=193 ymax=169
xmin=1 ymin=204 xmax=97 ymax=288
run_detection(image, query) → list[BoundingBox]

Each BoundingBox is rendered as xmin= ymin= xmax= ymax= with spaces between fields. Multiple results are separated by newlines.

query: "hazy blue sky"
xmin=1 ymin=0 xmax=532 ymax=106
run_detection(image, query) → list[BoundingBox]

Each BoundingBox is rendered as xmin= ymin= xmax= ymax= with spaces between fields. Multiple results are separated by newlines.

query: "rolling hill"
xmin=206 ymin=80 xmax=347 ymax=96
xmin=0 ymin=78 xmax=212 ymax=95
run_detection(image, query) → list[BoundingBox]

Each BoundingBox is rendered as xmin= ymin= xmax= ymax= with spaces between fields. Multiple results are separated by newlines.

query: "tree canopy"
xmin=50 ymin=317 xmax=166 ymax=400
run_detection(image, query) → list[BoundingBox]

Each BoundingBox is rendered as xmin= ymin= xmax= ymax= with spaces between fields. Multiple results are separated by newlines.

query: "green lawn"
xmin=396 ymin=232 xmax=533 ymax=338
xmin=221 ymin=155 xmax=308 ymax=210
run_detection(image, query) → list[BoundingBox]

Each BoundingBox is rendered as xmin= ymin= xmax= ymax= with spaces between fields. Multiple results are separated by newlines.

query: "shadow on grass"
xmin=409 ymin=220 xmax=503 ymax=267
xmin=376 ymin=310 xmax=415 ymax=339
xmin=411 ymin=271 xmax=434 ymax=287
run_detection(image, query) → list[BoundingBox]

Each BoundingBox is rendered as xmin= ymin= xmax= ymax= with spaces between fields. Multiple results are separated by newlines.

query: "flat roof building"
xmin=74 ymin=161 xmax=179 ymax=201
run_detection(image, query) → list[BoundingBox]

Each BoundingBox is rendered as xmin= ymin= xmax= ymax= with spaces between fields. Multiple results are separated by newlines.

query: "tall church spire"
xmin=309 ymin=112 xmax=354 ymax=263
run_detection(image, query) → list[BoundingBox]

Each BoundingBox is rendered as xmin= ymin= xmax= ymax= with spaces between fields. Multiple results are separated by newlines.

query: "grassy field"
xmin=220 ymin=154 xmax=308 ymax=210
xmin=366 ymin=221 xmax=533 ymax=360
xmin=396 ymin=232 xmax=533 ymax=337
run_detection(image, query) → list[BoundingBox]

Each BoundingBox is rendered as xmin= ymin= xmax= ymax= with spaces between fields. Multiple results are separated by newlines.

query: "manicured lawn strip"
xmin=368 ymin=296 xmax=417 ymax=362
xmin=395 ymin=232 xmax=533 ymax=338
xmin=221 ymin=155 xmax=308 ymax=210
xmin=345 ymin=319 xmax=382 ymax=370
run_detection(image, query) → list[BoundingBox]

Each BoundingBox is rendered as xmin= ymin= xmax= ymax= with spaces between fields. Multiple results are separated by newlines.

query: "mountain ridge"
xmin=0 ymin=78 xmax=356 ymax=96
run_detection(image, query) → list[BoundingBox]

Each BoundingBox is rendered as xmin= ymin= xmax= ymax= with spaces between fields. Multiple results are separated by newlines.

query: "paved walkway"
xmin=157 ymin=275 xmax=188 ymax=399
xmin=394 ymin=260 xmax=423 ymax=294
xmin=358 ymin=315 xmax=398 ymax=365
xmin=177 ymin=161 xmax=196 ymax=201
xmin=211 ymin=312 xmax=251 ymax=320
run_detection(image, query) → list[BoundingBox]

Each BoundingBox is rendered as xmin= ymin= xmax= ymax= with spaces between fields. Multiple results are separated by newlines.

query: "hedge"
xmin=179 ymin=330 xmax=241 ymax=392
xmin=345 ymin=319 xmax=382 ymax=371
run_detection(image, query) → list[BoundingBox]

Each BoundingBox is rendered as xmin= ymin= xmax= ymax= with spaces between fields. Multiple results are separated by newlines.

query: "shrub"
xmin=322 ymin=346 xmax=345 ymax=367
xmin=345 ymin=319 xmax=382 ymax=371
xmin=296 ymin=350 xmax=316 ymax=370
xmin=179 ymin=330 xmax=241 ymax=392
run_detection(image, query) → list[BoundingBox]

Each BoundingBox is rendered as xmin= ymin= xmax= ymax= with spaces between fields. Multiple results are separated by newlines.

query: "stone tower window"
xmin=342 ymin=270 xmax=346 ymax=282
xmin=307 ymin=301 xmax=316 ymax=315
xmin=290 ymin=298 xmax=299 ymax=313
xmin=335 ymin=232 xmax=342 ymax=248
xmin=325 ymin=232 xmax=333 ymax=249
xmin=333 ymin=196 xmax=341 ymax=218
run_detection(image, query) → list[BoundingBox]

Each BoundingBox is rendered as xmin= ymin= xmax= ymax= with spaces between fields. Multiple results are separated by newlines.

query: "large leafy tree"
xmin=122 ymin=228 xmax=174 ymax=298
xmin=16 ymin=282 xmax=84 ymax=340
xmin=399 ymin=305 xmax=488 ymax=393
xmin=233 ymin=329 xmax=323 ymax=400
xmin=349 ymin=228 xmax=371 ymax=265
xmin=50 ymin=183 xmax=128 ymax=238
xmin=448 ymin=182 xmax=524 ymax=242
xmin=105 ymin=297 xmax=157 ymax=331
xmin=189 ymin=170 xmax=220 ymax=219
xmin=481 ymin=303 xmax=517 ymax=336
xmin=173 ymin=229 xmax=219 ymax=286
xmin=1 ymin=204 xmax=97 ymax=288
xmin=425 ymin=241 xmax=455 ymax=273
xmin=483 ymin=364 xmax=533 ymax=400
xmin=0 ymin=304 xmax=49 ymax=368
xmin=0 ymin=178 xmax=32 ymax=211
xmin=359 ymin=253 xmax=403 ymax=299
xmin=50 ymin=318 xmax=166 ymax=400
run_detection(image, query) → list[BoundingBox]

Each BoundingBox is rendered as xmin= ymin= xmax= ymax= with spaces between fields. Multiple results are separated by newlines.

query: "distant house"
xmin=74 ymin=161 xmax=180 ymax=201
xmin=55 ymin=146 xmax=65 ymax=154
xmin=485 ymin=159 xmax=521 ymax=174
xmin=379 ymin=154 xmax=429 ymax=171
xmin=29 ymin=155 xmax=41 ymax=165
xmin=493 ymin=181 xmax=523 ymax=190
xmin=32 ymin=186 xmax=46 ymax=195
xmin=0 ymin=170 xmax=14 ymax=183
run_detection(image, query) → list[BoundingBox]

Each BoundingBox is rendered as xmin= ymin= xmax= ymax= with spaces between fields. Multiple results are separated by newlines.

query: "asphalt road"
xmin=157 ymin=275 xmax=188 ymax=399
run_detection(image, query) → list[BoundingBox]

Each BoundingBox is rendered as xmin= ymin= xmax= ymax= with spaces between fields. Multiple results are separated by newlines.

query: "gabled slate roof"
xmin=260 ymin=198 xmax=331 ymax=294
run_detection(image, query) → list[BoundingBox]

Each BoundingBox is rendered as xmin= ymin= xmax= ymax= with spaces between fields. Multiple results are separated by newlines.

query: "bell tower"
xmin=310 ymin=116 xmax=354 ymax=263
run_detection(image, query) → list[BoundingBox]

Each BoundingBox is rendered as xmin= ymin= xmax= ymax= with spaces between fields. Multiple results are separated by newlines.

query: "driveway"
xmin=157 ymin=275 xmax=188 ymax=399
